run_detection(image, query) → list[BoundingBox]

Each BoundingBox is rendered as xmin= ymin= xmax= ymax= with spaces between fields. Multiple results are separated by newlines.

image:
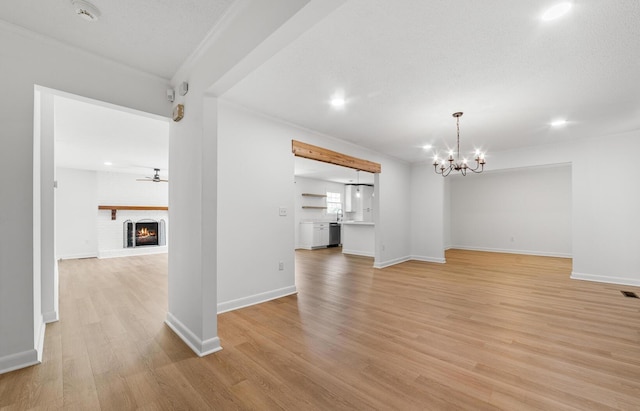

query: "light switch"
xmin=279 ymin=207 xmax=287 ymax=216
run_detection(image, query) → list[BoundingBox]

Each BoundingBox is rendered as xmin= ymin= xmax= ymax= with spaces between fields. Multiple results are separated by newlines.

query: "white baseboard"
xmin=571 ymin=272 xmax=640 ymax=287
xmin=449 ymin=245 xmax=572 ymax=259
xmin=374 ymin=255 xmax=446 ymax=269
xmin=374 ymin=255 xmax=411 ymax=269
xmin=36 ymin=319 xmax=45 ymax=362
xmin=58 ymin=252 xmax=98 ymax=260
xmin=165 ymin=312 xmax=222 ymax=357
xmin=217 ymin=285 xmax=297 ymax=314
xmin=342 ymin=249 xmax=374 ymax=258
xmin=411 ymin=255 xmax=447 ymax=264
xmin=43 ymin=311 xmax=58 ymax=323
xmin=98 ymin=245 xmax=168 ymax=259
xmin=0 ymin=349 xmax=39 ymax=375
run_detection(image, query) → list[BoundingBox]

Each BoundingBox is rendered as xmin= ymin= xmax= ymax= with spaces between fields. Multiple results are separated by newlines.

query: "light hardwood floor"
xmin=2 ymin=249 xmax=640 ymax=410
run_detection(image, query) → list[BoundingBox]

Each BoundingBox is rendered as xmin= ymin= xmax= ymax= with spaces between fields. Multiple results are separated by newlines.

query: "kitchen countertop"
xmin=341 ymin=221 xmax=375 ymax=226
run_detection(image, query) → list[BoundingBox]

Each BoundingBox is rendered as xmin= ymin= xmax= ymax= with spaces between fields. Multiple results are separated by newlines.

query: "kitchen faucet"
xmin=336 ymin=209 xmax=343 ymax=222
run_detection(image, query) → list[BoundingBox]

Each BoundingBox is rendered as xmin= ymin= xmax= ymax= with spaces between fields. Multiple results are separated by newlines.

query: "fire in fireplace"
xmin=135 ymin=222 xmax=158 ymax=246
xmin=124 ymin=219 xmax=166 ymax=248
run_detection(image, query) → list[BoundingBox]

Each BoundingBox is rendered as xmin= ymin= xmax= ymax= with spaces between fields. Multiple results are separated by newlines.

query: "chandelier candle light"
xmin=433 ymin=112 xmax=485 ymax=177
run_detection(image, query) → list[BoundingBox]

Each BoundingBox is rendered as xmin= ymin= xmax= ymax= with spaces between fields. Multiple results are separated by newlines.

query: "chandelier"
xmin=433 ymin=112 xmax=485 ymax=177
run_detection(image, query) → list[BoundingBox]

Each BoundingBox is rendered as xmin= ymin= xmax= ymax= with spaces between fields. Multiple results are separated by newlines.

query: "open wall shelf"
xmin=99 ymin=205 xmax=168 ymax=220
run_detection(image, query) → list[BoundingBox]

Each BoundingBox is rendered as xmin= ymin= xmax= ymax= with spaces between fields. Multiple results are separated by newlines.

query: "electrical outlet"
xmin=279 ymin=207 xmax=287 ymax=216
xmin=510 ymin=236 xmax=515 ymax=242
xmin=278 ymin=261 xmax=284 ymax=271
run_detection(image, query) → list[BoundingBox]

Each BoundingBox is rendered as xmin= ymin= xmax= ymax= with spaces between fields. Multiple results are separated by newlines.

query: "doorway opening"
xmin=34 ymin=85 xmax=169 ymax=330
xmin=292 ymin=140 xmax=380 ymax=262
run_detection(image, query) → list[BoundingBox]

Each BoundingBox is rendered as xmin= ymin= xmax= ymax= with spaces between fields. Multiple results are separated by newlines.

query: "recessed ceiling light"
xmin=551 ymin=119 xmax=568 ymax=127
xmin=104 ymin=161 xmax=112 ymax=166
xmin=541 ymin=2 xmax=572 ymax=21
xmin=422 ymin=144 xmax=432 ymax=150
xmin=330 ymin=97 xmax=345 ymax=109
xmin=71 ymin=0 xmax=101 ymax=22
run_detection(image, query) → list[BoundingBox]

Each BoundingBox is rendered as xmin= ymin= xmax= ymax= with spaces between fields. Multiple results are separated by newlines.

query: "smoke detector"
xmin=71 ymin=0 xmax=101 ymax=21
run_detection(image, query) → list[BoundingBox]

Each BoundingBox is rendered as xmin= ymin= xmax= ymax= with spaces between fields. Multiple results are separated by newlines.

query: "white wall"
xmin=217 ymin=103 xmax=296 ymax=311
xmin=409 ymin=163 xmax=446 ymax=263
xmin=165 ymin=0 xmax=343 ymax=357
xmin=96 ymin=171 xmax=168 ymax=206
xmin=571 ymin=132 xmax=640 ymax=286
xmin=55 ymin=168 xmax=98 ymax=259
xmin=55 ymin=168 xmax=169 ymax=259
xmin=374 ymin=157 xmax=412 ymax=268
xmin=443 ymin=177 xmax=451 ymax=249
xmin=449 ymin=165 xmax=572 ymax=258
xmin=478 ymin=131 xmax=640 ymax=286
xmin=217 ymin=101 xmax=413 ymax=307
xmin=0 ymin=21 xmax=169 ymax=373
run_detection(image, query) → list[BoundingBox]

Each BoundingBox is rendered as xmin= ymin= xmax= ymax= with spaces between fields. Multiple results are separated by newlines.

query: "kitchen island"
xmin=341 ymin=221 xmax=375 ymax=257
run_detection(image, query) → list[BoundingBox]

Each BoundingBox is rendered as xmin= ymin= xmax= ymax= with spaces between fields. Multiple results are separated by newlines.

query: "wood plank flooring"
xmin=2 ymin=249 xmax=640 ymax=410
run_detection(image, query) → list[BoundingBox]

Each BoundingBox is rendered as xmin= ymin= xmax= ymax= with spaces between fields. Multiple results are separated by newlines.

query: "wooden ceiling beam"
xmin=292 ymin=140 xmax=381 ymax=174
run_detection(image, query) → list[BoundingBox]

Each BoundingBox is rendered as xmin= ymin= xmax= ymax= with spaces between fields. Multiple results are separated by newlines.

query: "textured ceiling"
xmin=0 ymin=0 xmax=235 ymax=79
xmin=55 ymin=96 xmax=169 ymax=177
xmin=6 ymin=0 xmax=640 ymax=175
xmin=223 ymin=0 xmax=640 ymax=163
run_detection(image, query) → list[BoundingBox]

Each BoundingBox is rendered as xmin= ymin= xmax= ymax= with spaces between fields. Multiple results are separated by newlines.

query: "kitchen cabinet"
xmin=342 ymin=221 xmax=375 ymax=257
xmin=345 ymin=186 xmax=355 ymax=212
xmin=345 ymin=184 xmax=374 ymax=221
xmin=313 ymin=223 xmax=330 ymax=248
xmin=299 ymin=222 xmax=330 ymax=249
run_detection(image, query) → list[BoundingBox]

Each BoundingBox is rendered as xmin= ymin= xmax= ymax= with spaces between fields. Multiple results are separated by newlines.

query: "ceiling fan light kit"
xmin=432 ymin=112 xmax=486 ymax=177
xmin=137 ymin=168 xmax=168 ymax=183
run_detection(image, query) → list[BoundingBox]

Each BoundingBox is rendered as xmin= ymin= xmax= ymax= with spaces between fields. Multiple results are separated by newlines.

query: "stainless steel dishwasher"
xmin=328 ymin=222 xmax=341 ymax=247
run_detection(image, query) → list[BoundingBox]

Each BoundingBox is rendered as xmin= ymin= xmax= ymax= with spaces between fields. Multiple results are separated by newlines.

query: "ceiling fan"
xmin=137 ymin=168 xmax=168 ymax=183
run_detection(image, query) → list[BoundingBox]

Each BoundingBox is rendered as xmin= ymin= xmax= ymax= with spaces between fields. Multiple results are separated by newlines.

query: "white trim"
xmin=171 ymin=0 xmax=250 ymax=85
xmin=43 ymin=311 xmax=58 ymax=323
xmin=374 ymin=255 xmax=411 ymax=269
xmin=58 ymin=253 xmax=98 ymax=260
xmin=341 ymin=249 xmax=375 ymax=258
xmin=374 ymin=255 xmax=447 ymax=269
xmin=98 ymin=245 xmax=168 ymax=259
xmin=165 ymin=312 xmax=222 ymax=357
xmin=571 ymin=272 xmax=640 ymax=287
xmin=449 ymin=245 xmax=572 ymax=259
xmin=34 ymin=85 xmax=169 ymax=123
xmin=217 ymin=285 xmax=297 ymax=314
xmin=410 ymin=255 xmax=447 ymax=264
xmin=0 ymin=349 xmax=39 ymax=375
xmin=36 ymin=320 xmax=46 ymax=362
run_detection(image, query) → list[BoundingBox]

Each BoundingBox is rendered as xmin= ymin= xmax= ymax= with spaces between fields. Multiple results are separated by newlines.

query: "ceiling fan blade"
xmin=137 ymin=168 xmax=168 ymax=182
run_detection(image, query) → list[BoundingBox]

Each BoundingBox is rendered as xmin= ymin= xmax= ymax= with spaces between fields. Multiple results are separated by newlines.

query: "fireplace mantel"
xmin=98 ymin=205 xmax=168 ymax=220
